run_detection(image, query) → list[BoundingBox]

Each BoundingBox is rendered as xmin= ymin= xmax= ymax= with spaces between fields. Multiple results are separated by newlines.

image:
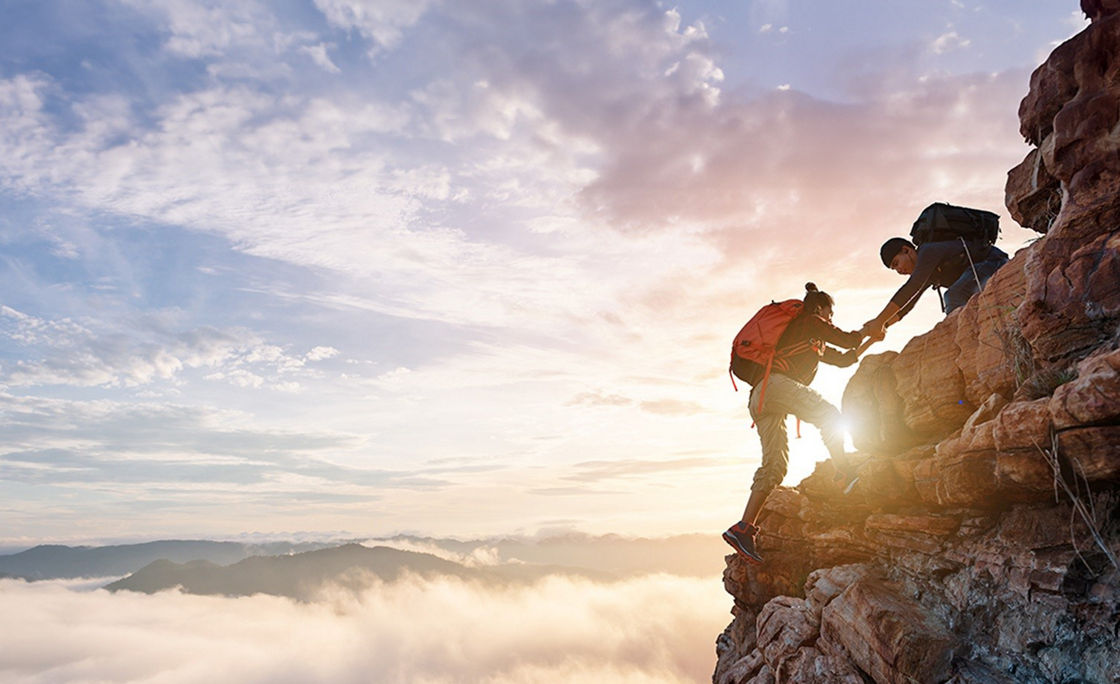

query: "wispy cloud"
xmin=931 ymin=30 xmax=972 ymax=54
xmin=314 ymin=0 xmax=435 ymax=54
xmin=122 ymin=0 xmax=273 ymax=58
xmin=0 ymin=391 xmax=440 ymax=494
xmin=299 ymin=43 xmax=341 ymax=73
xmin=567 ymin=457 xmax=738 ymax=484
xmin=0 ymin=306 xmax=313 ymax=389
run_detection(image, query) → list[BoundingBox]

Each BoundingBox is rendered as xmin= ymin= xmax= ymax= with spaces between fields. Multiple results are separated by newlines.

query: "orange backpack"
xmin=729 ymin=299 xmax=819 ymax=412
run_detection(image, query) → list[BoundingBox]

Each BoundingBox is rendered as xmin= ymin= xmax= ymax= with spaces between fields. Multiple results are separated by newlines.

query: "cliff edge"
xmin=714 ymin=7 xmax=1120 ymax=684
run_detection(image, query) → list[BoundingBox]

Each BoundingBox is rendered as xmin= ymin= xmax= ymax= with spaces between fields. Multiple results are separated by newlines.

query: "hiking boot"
xmin=722 ymin=521 xmax=763 ymax=565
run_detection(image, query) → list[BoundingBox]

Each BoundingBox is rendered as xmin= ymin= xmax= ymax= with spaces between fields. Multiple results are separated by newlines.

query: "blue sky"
xmin=0 ymin=1 xmax=1086 ymax=545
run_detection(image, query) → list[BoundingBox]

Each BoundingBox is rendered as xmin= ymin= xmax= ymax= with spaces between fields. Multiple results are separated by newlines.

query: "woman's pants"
xmin=748 ymin=373 xmax=845 ymax=496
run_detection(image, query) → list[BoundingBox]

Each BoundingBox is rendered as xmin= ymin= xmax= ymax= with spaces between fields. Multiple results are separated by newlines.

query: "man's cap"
xmin=880 ymin=238 xmax=911 ymax=267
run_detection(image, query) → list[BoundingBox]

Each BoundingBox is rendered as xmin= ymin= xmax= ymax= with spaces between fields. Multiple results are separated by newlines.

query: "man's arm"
xmin=862 ymin=301 xmax=901 ymax=338
xmin=863 ymin=242 xmax=959 ymax=336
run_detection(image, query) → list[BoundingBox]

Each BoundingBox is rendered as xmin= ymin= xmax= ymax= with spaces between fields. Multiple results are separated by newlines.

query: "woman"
xmin=723 ymin=283 xmax=871 ymax=565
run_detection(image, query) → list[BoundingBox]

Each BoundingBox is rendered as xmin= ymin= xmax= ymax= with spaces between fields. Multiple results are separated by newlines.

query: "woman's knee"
xmin=750 ymin=469 xmax=783 ymax=495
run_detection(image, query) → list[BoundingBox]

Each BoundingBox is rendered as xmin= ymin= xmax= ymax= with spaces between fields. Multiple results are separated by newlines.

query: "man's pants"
xmin=748 ymin=373 xmax=845 ymax=495
xmin=945 ymin=246 xmax=1010 ymax=313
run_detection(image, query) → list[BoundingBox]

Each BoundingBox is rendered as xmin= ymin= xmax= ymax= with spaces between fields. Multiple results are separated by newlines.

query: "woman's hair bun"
xmin=805 ymin=282 xmax=818 ymax=293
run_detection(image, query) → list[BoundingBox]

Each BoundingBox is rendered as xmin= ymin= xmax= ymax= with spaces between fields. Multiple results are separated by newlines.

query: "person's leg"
xmin=765 ymin=373 xmax=862 ymax=487
xmin=765 ymin=374 xmax=845 ymax=461
xmin=944 ymin=273 xmax=978 ymax=314
xmin=946 ymin=246 xmax=1010 ymax=313
xmin=724 ymin=382 xmax=789 ymax=563
xmin=746 ymin=380 xmax=791 ymax=514
xmin=743 ymin=410 xmax=787 ymax=525
xmin=974 ymin=246 xmax=1009 ymax=289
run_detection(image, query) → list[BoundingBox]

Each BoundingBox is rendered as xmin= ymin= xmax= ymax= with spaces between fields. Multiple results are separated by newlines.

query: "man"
xmin=862 ymin=233 xmax=1008 ymax=338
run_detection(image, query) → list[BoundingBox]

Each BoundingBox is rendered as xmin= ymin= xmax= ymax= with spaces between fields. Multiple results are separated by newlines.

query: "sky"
xmin=0 ymin=0 xmax=1089 ymax=546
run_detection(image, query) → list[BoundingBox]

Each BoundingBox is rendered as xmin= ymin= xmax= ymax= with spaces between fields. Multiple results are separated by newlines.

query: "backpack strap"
xmin=754 ymin=352 xmax=777 ymax=414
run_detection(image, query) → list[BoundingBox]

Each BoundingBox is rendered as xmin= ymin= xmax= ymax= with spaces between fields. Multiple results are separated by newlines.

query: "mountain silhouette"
xmin=1 ymin=533 xmax=728 ymax=583
xmin=0 ymin=540 xmax=331 ymax=580
xmin=105 ymin=543 xmax=611 ymax=599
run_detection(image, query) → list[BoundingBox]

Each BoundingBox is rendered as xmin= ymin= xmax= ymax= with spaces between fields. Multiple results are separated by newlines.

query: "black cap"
xmin=880 ymin=238 xmax=911 ymax=267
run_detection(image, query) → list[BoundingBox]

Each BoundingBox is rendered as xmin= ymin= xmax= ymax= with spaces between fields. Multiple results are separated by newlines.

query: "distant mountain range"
xmin=0 ymin=533 xmax=729 ymax=590
xmin=0 ymin=540 xmax=333 ymax=580
xmin=105 ymin=543 xmax=614 ymax=599
xmin=391 ymin=532 xmax=727 ymax=578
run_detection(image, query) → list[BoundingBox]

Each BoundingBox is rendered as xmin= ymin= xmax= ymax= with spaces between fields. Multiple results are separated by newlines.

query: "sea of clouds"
xmin=0 ymin=571 xmax=728 ymax=683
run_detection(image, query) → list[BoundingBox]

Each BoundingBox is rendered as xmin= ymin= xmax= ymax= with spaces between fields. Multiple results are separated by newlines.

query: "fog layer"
xmin=0 ymin=572 xmax=727 ymax=683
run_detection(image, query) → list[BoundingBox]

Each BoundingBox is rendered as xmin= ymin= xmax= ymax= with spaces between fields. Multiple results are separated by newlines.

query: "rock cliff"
xmin=714 ymin=8 xmax=1120 ymax=684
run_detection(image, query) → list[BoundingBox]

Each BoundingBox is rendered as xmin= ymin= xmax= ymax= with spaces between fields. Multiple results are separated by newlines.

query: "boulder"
xmin=1005 ymin=144 xmax=1061 ymax=234
xmin=1020 ymin=227 xmax=1120 ymax=362
xmin=779 ymin=647 xmax=865 ymax=683
xmin=755 ymin=596 xmax=818 ymax=670
xmin=820 ymin=577 xmax=956 ymax=684
xmin=1019 ymin=28 xmax=1081 ymax=145
xmin=892 ymin=318 xmax=975 ymax=438
xmin=1055 ymin=425 xmax=1120 ymax=481
xmin=803 ymin=563 xmax=877 ymax=614
xmin=842 ymin=351 xmax=915 ymax=453
xmin=960 ymin=250 xmax=1029 ymax=402
xmin=1049 ymin=346 xmax=1120 ymax=429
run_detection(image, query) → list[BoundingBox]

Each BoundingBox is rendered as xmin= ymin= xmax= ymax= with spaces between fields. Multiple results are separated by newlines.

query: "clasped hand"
xmin=860 ymin=321 xmax=886 ymax=342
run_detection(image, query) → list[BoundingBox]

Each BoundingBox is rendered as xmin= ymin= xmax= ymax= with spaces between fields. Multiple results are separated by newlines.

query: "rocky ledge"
xmin=714 ymin=6 xmax=1120 ymax=684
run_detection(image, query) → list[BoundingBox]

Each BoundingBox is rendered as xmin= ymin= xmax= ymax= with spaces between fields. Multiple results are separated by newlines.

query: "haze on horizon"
xmin=0 ymin=1 xmax=1087 ymax=547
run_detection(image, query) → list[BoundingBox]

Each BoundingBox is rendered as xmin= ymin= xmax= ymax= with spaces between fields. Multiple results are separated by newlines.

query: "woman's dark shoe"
xmin=722 ymin=521 xmax=763 ymax=564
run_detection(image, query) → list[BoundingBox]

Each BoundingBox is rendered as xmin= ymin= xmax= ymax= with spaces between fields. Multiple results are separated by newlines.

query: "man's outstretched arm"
xmin=862 ymin=301 xmax=901 ymax=338
xmin=862 ymin=242 xmax=957 ymax=337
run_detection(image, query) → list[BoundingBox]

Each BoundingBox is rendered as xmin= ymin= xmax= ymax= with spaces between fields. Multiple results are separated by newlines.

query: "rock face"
xmin=715 ymin=8 xmax=1120 ymax=683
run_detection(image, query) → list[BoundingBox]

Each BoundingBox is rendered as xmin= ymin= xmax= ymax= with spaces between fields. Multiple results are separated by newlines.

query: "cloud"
xmin=0 ymin=306 xmax=90 ymax=346
xmin=314 ymin=0 xmax=434 ymax=54
xmin=299 ymin=43 xmax=341 ymax=73
xmin=120 ymin=0 xmax=273 ymax=58
xmin=639 ymin=399 xmax=705 ymax=416
xmin=567 ymin=391 xmax=633 ymax=408
xmin=0 ymin=573 xmax=727 ymax=683
xmin=0 ymin=307 xmax=311 ymax=389
xmin=359 ymin=538 xmax=504 ymax=568
xmin=0 ymin=0 xmax=1059 ymax=341
xmin=931 ymin=30 xmax=971 ymax=54
xmin=4 ymin=0 xmax=980 ymax=355
xmin=0 ymin=391 xmax=440 ymax=492
xmin=305 ymin=346 xmax=340 ymax=361
xmin=567 ymin=457 xmax=738 ymax=484
xmin=1065 ymin=10 xmax=1090 ymax=32
xmin=0 ymin=71 xmax=616 ymax=333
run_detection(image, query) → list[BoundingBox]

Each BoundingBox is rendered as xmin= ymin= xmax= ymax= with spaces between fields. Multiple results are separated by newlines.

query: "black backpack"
xmin=909 ymin=202 xmax=999 ymax=248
